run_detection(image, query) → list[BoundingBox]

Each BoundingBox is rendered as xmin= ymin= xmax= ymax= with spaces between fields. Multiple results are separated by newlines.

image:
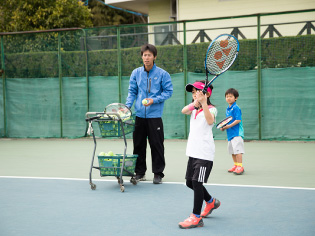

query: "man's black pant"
xmin=133 ymin=116 xmax=165 ymax=178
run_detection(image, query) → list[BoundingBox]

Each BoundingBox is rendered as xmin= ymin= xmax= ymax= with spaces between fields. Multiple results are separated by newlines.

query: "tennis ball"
xmin=108 ymin=151 xmax=114 ymax=156
xmin=99 ymin=152 xmax=106 ymax=156
xmin=142 ymin=99 xmax=148 ymax=105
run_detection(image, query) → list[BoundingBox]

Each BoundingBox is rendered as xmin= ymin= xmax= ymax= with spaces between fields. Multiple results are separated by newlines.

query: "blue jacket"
xmin=126 ymin=64 xmax=173 ymax=118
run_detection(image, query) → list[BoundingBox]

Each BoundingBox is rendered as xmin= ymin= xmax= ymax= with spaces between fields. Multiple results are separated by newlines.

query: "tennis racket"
xmin=104 ymin=103 xmax=132 ymax=120
xmin=203 ymin=34 xmax=240 ymax=94
xmin=216 ymin=116 xmax=233 ymax=129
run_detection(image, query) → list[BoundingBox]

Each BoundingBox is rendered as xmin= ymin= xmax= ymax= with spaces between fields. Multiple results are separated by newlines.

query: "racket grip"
xmin=188 ymin=103 xmax=195 ymax=111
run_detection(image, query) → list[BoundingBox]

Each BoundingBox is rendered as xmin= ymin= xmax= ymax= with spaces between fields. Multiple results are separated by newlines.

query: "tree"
xmin=0 ymin=0 xmax=93 ymax=32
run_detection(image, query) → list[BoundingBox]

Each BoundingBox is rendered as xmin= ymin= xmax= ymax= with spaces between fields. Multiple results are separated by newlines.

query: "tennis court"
xmin=1 ymin=7 xmax=315 ymax=236
xmin=1 ymin=139 xmax=315 ymax=236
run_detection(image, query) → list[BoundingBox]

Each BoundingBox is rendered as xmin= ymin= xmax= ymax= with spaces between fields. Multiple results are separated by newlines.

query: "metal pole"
xmin=58 ymin=33 xmax=63 ymax=137
xmin=0 ymin=36 xmax=6 ymax=137
xmin=117 ymin=27 xmax=122 ymax=103
xmin=82 ymin=29 xmax=89 ymax=111
xmin=82 ymin=29 xmax=90 ymax=137
xmin=183 ymin=22 xmax=188 ymax=139
xmin=257 ymin=15 xmax=262 ymax=140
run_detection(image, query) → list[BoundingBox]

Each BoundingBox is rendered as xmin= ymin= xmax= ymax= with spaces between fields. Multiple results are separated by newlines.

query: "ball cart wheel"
xmin=90 ymin=183 xmax=96 ymax=190
xmin=130 ymin=177 xmax=137 ymax=185
xmin=120 ymin=185 xmax=125 ymax=192
xmin=118 ymin=178 xmax=124 ymax=185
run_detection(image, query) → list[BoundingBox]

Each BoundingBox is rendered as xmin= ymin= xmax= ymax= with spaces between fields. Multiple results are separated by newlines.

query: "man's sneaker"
xmin=135 ymin=174 xmax=146 ymax=182
xmin=200 ymin=198 xmax=221 ymax=218
xmin=233 ymin=166 xmax=244 ymax=175
xmin=153 ymin=174 xmax=162 ymax=184
xmin=228 ymin=165 xmax=237 ymax=173
xmin=179 ymin=214 xmax=204 ymax=229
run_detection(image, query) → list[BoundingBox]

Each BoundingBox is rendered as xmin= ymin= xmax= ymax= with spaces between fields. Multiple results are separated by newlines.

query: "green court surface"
xmin=0 ymin=139 xmax=314 ymax=188
xmin=0 ymin=139 xmax=315 ymax=236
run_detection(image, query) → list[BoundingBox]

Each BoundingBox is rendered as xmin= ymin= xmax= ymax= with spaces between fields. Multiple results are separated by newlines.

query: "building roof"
xmin=105 ymin=0 xmax=157 ymax=15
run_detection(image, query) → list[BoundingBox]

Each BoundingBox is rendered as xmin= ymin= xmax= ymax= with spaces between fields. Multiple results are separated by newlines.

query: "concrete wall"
xmin=148 ymin=0 xmax=172 ymax=23
xmin=145 ymin=0 xmax=315 ymax=44
xmin=177 ymin=0 xmax=315 ymax=21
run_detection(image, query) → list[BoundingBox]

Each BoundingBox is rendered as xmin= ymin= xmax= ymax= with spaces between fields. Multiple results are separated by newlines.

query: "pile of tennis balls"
xmin=99 ymin=110 xmax=133 ymax=136
xmin=98 ymin=151 xmax=116 ymax=156
xmin=98 ymin=151 xmax=136 ymax=176
xmin=98 ymin=151 xmax=118 ymax=175
xmin=102 ymin=111 xmax=130 ymax=121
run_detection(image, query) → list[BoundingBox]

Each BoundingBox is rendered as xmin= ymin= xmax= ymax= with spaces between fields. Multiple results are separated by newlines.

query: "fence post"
xmin=58 ymin=33 xmax=63 ymax=138
xmin=81 ymin=29 xmax=90 ymax=137
xmin=0 ymin=36 xmax=6 ymax=137
xmin=183 ymin=22 xmax=188 ymax=139
xmin=82 ymin=29 xmax=89 ymax=112
xmin=117 ymin=27 xmax=122 ymax=103
xmin=257 ymin=15 xmax=262 ymax=140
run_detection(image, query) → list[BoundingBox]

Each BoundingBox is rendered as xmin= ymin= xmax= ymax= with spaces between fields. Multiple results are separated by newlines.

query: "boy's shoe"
xmin=135 ymin=174 xmax=146 ymax=182
xmin=228 ymin=165 xmax=237 ymax=173
xmin=178 ymin=214 xmax=204 ymax=229
xmin=201 ymin=198 xmax=221 ymax=218
xmin=233 ymin=166 xmax=244 ymax=175
xmin=153 ymin=174 xmax=162 ymax=184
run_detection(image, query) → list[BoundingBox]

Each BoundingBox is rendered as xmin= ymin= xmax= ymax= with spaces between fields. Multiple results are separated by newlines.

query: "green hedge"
xmin=3 ymin=35 xmax=315 ymax=78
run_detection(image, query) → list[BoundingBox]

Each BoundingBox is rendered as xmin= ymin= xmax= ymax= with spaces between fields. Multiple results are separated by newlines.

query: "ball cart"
xmin=85 ymin=103 xmax=137 ymax=192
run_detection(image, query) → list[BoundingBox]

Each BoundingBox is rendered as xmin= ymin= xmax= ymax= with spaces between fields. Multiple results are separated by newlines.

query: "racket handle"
xmin=202 ymin=87 xmax=207 ymax=94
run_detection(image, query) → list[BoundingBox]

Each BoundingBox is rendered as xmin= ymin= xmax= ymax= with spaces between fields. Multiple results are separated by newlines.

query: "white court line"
xmin=1 ymin=175 xmax=315 ymax=191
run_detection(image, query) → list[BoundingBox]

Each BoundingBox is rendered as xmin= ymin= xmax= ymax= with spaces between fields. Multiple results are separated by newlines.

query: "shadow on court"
xmin=1 ymin=177 xmax=314 ymax=236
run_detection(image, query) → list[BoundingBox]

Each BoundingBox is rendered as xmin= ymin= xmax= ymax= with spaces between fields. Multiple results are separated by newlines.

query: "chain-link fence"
xmin=1 ymin=10 xmax=314 ymax=140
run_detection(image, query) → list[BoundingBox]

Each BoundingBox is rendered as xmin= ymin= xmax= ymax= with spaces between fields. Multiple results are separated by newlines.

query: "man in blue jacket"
xmin=125 ymin=44 xmax=173 ymax=184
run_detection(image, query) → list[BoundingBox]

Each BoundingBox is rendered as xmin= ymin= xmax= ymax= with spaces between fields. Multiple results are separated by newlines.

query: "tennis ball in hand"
xmin=142 ymin=99 xmax=148 ymax=105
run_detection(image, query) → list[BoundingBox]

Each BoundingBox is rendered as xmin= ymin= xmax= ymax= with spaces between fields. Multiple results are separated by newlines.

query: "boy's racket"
xmin=203 ymin=34 xmax=240 ymax=94
xmin=216 ymin=116 xmax=233 ymax=129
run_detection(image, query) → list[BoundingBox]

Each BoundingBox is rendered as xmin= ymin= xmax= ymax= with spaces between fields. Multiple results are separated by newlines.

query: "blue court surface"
xmin=1 ymin=177 xmax=314 ymax=236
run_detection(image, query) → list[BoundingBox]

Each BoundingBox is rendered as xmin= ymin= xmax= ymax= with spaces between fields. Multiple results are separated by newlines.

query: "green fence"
xmin=1 ymin=10 xmax=315 ymax=140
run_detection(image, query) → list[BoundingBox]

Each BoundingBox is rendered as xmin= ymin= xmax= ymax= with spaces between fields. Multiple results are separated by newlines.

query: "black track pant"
xmin=133 ymin=116 xmax=165 ymax=177
xmin=186 ymin=180 xmax=212 ymax=215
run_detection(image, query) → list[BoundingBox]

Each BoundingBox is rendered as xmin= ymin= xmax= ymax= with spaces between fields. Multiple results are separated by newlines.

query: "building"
xmin=105 ymin=0 xmax=315 ymax=45
xmin=105 ymin=0 xmax=314 ymax=22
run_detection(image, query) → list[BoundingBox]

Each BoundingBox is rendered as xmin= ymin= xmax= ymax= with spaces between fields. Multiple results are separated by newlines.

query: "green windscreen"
xmin=1 ymin=68 xmax=314 ymax=139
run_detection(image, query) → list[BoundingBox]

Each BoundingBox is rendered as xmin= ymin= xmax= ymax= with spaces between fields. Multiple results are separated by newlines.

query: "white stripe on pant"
xmin=198 ymin=166 xmax=206 ymax=182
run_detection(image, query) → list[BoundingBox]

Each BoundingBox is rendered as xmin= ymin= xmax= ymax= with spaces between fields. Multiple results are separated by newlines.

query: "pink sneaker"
xmin=201 ymin=198 xmax=221 ymax=218
xmin=233 ymin=166 xmax=244 ymax=175
xmin=228 ymin=165 xmax=237 ymax=173
xmin=179 ymin=214 xmax=204 ymax=229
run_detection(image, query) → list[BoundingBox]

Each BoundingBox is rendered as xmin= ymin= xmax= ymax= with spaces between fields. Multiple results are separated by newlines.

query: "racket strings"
xmin=105 ymin=103 xmax=131 ymax=119
xmin=216 ymin=116 xmax=233 ymax=129
xmin=206 ymin=37 xmax=238 ymax=75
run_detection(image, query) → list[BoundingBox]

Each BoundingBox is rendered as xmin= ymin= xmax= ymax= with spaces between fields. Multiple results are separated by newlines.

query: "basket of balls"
xmin=97 ymin=114 xmax=135 ymax=137
xmin=98 ymin=152 xmax=138 ymax=177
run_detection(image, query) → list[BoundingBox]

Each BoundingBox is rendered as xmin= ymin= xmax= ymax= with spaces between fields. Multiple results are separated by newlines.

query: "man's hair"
xmin=225 ymin=88 xmax=239 ymax=98
xmin=141 ymin=44 xmax=157 ymax=57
